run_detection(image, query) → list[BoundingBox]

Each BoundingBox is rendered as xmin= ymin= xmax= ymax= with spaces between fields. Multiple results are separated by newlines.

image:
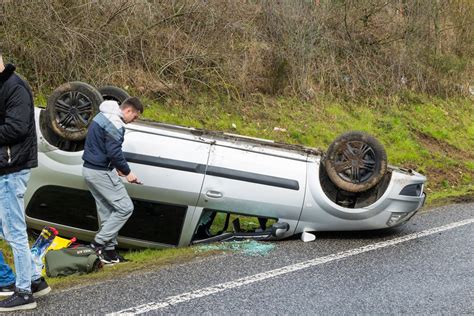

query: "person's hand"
xmin=126 ymin=171 xmax=142 ymax=184
xmin=117 ymin=170 xmax=126 ymax=177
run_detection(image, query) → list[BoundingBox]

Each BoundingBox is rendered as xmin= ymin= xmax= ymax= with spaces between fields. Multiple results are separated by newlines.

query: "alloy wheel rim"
xmin=333 ymin=141 xmax=376 ymax=183
xmin=54 ymin=91 xmax=93 ymax=132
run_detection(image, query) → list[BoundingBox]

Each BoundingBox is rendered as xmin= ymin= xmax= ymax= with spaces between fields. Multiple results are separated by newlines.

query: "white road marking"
xmin=109 ymin=218 xmax=474 ymax=315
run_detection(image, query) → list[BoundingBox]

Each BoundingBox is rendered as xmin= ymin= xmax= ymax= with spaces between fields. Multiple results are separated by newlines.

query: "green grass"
xmin=424 ymin=183 xmax=474 ymax=209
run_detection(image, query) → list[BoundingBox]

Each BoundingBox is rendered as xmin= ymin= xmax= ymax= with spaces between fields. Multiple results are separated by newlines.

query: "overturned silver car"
xmin=25 ymin=82 xmax=426 ymax=248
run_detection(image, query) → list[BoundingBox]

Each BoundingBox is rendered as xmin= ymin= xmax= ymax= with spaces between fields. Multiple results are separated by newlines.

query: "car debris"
xmin=300 ymin=232 xmax=316 ymax=242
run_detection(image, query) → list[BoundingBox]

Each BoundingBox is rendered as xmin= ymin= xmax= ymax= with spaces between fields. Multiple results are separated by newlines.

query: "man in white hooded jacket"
xmin=82 ymin=97 xmax=143 ymax=263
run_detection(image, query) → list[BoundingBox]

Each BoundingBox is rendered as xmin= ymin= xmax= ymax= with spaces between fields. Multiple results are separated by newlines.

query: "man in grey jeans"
xmin=82 ymin=97 xmax=143 ymax=264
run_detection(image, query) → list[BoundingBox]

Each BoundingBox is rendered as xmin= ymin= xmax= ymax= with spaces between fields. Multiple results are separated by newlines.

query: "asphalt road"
xmin=26 ymin=203 xmax=474 ymax=314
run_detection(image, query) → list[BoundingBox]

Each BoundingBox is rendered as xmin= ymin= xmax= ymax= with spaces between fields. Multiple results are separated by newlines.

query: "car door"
xmin=123 ymin=128 xmax=210 ymax=207
xmin=196 ymin=141 xmax=307 ymax=235
xmin=119 ymin=127 xmax=212 ymax=246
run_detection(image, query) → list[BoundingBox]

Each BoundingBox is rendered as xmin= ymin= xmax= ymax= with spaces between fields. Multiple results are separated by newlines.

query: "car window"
xmin=120 ymin=199 xmax=187 ymax=245
xmin=193 ymin=208 xmax=277 ymax=241
xmin=26 ymin=186 xmax=188 ymax=246
xmin=26 ymin=185 xmax=99 ymax=231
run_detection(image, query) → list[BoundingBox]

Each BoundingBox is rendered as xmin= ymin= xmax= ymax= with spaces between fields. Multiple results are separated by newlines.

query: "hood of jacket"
xmin=99 ymin=100 xmax=124 ymax=129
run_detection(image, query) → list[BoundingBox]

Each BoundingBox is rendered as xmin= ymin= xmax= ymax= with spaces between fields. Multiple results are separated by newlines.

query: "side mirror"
xmin=271 ymin=222 xmax=289 ymax=238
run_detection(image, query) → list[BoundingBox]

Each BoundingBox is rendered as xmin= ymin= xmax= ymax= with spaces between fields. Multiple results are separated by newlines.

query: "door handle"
xmin=206 ymin=190 xmax=223 ymax=198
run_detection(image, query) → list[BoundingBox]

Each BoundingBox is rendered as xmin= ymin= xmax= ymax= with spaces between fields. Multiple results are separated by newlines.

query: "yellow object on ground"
xmin=47 ymin=236 xmax=75 ymax=251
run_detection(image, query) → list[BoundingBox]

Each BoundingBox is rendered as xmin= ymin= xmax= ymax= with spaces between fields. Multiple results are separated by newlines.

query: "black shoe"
xmin=90 ymin=241 xmax=105 ymax=260
xmin=31 ymin=277 xmax=51 ymax=298
xmin=102 ymin=249 xmax=129 ymax=264
xmin=90 ymin=241 xmax=104 ymax=252
xmin=0 ymin=290 xmax=36 ymax=311
xmin=0 ymin=282 xmax=15 ymax=297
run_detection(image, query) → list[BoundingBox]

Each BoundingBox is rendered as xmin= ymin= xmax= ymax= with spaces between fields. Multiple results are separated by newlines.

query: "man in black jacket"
xmin=0 ymin=50 xmax=50 ymax=311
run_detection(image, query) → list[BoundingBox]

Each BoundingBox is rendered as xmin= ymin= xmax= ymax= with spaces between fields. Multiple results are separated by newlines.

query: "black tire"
xmin=47 ymin=81 xmax=103 ymax=141
xmin=323 ymin=131 xmax=387 ymax=193
xmin=98 ymin=85 xmax=130 ymax=105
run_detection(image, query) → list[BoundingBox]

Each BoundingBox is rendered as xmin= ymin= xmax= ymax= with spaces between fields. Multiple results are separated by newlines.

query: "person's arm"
xmin=104 ymin=133 xmax=131 ymax=176
xmin=104 ymin=137 xmax=141 ymax=183
xmin=0 ymin=85 xmax=31 ymax=145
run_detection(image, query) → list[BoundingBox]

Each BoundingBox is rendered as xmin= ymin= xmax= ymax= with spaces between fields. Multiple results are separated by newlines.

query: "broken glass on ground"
xmin=196 ymin=240 xmax=276 ymax=257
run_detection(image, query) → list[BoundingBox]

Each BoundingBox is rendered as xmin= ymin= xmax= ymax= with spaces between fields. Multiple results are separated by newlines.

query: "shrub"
xmin=0 ymin=0 xmax=472 ymax=99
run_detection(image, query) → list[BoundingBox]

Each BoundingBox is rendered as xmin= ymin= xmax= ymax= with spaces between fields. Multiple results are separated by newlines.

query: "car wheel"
xmin=98 ymin=85 xmax=130 ymax=104
xmin=46 ymin=81 xmax=103 ymax=141
xmin=324 ymin=131 xmax=387 ymax=193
